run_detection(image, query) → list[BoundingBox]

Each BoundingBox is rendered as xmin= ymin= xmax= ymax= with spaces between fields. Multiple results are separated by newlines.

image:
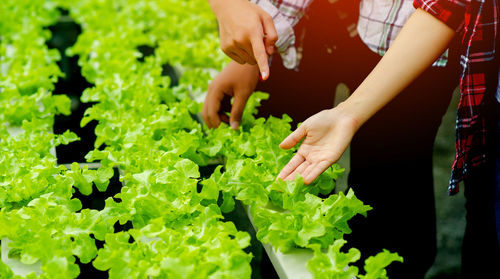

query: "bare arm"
xmin=278 ymin=8 xmax=457 ymax=183
xmin=341 ymin=8 xmax=455 ymax=125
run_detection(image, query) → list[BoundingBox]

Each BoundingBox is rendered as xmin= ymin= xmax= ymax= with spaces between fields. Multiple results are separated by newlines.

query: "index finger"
xmin=250 ymin=34 xmax=270 ymax=81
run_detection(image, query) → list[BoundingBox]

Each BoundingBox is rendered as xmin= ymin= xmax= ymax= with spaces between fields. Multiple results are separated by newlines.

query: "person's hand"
xmin=277 ymin=107 xmax=360 ymax=184
xmin=203 ymin=61 xmax=260 ymax=129
xmin=208 ymin=0 xmax=278 ymax=80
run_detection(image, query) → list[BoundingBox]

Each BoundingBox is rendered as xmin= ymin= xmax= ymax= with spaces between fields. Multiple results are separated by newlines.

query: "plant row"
xmin=0 ymin=0 xmax=402 ymax=278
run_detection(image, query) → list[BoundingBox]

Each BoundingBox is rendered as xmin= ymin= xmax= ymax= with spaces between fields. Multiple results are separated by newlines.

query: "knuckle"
xmin=268 ymin=32 xmax=278 ymax=42
xmin=263 ymin=13 xmax=273 ymax=23
xmin=221 ymin=39 xmax=235 ymax=51
xmin=220 ymin=44 xmax=230 ymax=54
xmin=233 ymin=35 xmax=246 ymax=45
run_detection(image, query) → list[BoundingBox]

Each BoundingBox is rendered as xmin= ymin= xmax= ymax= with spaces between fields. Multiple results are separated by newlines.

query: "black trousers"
xmin=255 ymin=1 xmax=460 ymax=278
xmin=461 ymin=163 xmax=500 ymax=278
xmin=460 ymin=80 xmax=500 ymax=278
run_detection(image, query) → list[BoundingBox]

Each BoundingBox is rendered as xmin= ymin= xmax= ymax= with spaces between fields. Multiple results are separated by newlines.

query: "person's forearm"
xmin=339 ymin=8 xmax=455 ymax=127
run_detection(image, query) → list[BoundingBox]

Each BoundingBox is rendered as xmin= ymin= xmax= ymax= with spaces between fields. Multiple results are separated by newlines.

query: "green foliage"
xmin=0 ymin=0 xmax=402 ymax=278
xmin=93 ymin=212 xmax=252 ymax=279
xmin=0 ymin=194 xmax=114 ymax=278
xmin=307 ymin=240 xmax=361 ymax=279
xmin=0 ymin=0 xmax=66 ymax=127
xmin=306 ymin=240 xmax=403 ymax=279
xmin=252 ymin=189 xmax=371 ymax=252
xmin=359 ymin=250 xmax=404 ymax=279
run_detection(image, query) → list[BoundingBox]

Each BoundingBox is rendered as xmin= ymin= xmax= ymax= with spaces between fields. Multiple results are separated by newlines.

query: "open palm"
xmin=277 ymin=108 xmax=359 ymax=184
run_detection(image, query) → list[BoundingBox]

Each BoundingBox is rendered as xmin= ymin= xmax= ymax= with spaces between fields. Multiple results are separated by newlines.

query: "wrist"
xmin=330 ymin=101 xmax=364 ymax=132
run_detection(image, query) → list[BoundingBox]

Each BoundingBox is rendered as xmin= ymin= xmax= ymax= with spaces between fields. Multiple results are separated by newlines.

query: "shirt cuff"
xmin=413 ymin=0 xmax=466 ymax=31
xmin=252 ymin=0 xmax=299 ymax=69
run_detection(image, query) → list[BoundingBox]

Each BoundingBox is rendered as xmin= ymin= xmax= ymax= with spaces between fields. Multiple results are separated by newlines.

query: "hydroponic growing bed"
xmin=0 ymin=0 xmax=402 ymax=278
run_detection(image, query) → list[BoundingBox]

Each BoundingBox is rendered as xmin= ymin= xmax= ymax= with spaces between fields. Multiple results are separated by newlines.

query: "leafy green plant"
xmin=0 ymin=0 xmax=403 ymax=278
xmin=306 ymin=240 xmax=403 ymax=279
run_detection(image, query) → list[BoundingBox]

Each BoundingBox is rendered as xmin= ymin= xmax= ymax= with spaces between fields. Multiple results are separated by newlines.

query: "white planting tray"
xmin=244 ymin=204 xmax=313 ymax=279
xmin=1 ymin=238 xmax=42 ymax=277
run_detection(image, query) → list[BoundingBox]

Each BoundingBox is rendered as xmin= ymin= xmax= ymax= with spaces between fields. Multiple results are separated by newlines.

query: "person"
xmin=205 ymin=0 xmax=460 ymax=277
xmin=227 ymin=0 xmax=500 ymax=278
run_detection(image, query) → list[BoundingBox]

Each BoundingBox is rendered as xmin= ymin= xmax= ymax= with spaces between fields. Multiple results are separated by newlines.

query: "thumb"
xmin=229 ymin=92 xmax=251 ymax=130
xmin=260 ymin=13 xmax=278 ymax=55
xmin=280 ymin=124 xmax=306 ymax=149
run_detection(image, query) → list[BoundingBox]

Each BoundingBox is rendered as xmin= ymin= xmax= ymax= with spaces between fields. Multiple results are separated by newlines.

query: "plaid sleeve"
xmin=252 ymin=0 xmax=313 ymax=69
xmin=413 ymin=0 xmax=467 ymax=31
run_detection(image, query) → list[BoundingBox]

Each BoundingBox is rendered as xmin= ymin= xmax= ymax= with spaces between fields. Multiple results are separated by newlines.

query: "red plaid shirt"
xmin=414 ymin=0 xmax=498 ymax=194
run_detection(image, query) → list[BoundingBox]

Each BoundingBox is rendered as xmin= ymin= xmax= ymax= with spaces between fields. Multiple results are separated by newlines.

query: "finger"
xmin=260 ymin=13 xmax=278 ymax=55
xmin=229 ymin=91 xmax=251 ymax=130
xmin=204 ymin=84 xmax=227 ymax=128
xmin=204 ymin=99 xmax=221 ymax=128
xmin=303 ymin=160 xmax=332 ymax=185
xmin=227 ymin=51 xmax=246 ymax=65
xmin=285 ymin=160 xmax=310 ymax=181
xmin=250 ymin=34 xmax=269 ymax=80
xmin=277 ymin=153 xmax=305 ymax=180
xmin=280 ymin=125 xmax=306 ymax=149
xmin=203 ymin=95 xmax=220 ymax=128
